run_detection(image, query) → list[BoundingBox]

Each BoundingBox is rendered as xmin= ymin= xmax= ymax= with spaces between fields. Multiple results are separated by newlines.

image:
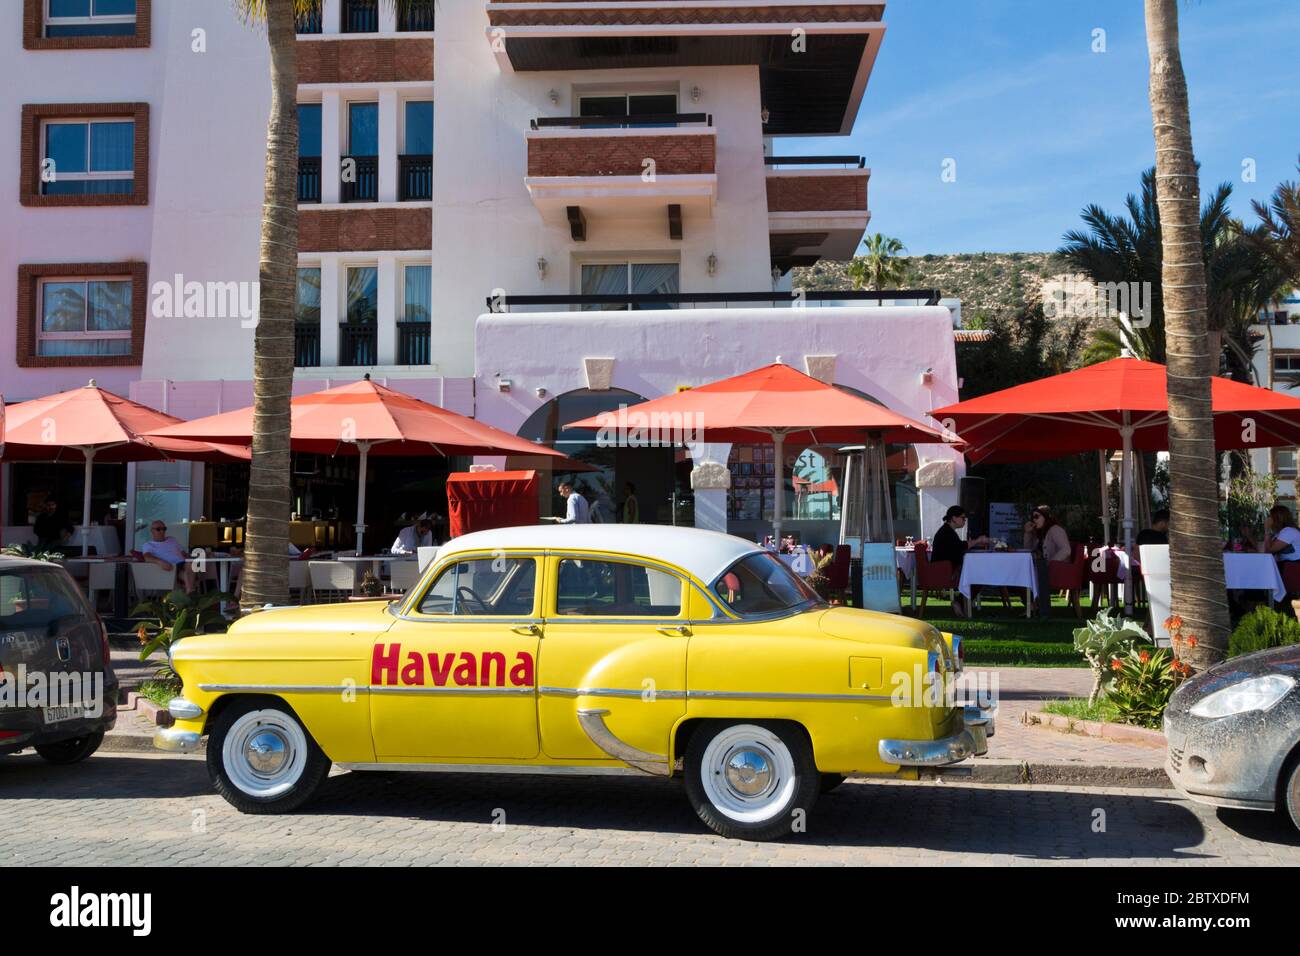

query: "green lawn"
xmin=900 ymin=594 xmax=1097 ymax=667
xmin=1041 ymin=697 xmax=1120 ymax=722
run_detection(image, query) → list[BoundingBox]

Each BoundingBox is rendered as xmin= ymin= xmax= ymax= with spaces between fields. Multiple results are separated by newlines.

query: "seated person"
xmin=932 ymin=506 xmax=990 ymax=575
xmin=1240 ymin=504 xmax=1300 ymax=563
xmin=390 ymin=518 xmax=434 ymax=555
xmin=1136 ymin=509 xmax=1170 ymax=547
xmin=33 ymin=498 xmax=73 ymax=549
xmin=140 ymin=520 xmax=196 ymax=593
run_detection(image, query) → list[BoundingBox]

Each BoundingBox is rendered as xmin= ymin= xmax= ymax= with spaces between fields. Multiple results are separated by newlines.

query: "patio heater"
xmin=838 ymin=433 xmax=899 ymax=613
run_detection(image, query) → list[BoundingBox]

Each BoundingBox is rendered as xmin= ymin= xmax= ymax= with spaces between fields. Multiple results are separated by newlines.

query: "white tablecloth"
xmin=895 ymin=547 xmax=916 ymax=581
xmin=1224 ymin=553 xmax=1287 ymax=602
xmin=1087 ymin=546 xmax=1132 ymax=582
xmin=957 ymin=552 xmax=1037 ymax=599
xmin=67 ymin=526 xmax=120 ymax=555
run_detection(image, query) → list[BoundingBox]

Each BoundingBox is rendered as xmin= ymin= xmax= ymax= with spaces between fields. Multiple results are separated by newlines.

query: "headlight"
xmin=1188 ymin=674 xmax=1295 ymax=719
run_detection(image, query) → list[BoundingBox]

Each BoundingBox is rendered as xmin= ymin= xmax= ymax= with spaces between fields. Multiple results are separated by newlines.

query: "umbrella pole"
xmin=1121 ymin=419 xmax=1135 ymax=614
xmin=1099 ymin=450 xmax=1110 ymax=547
xmin=80 ymin=448 xmax=95 ymax=557
xmin=354 ymin=441 xmax=371 ymax=555
xmin=772 ymin=430 xmax=785 ymax=547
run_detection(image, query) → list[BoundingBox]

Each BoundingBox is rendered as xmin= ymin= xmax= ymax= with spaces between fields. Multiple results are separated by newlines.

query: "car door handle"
xmin=511 ymin=623 xmax=541 ymax=636
xmin=657 ymin=625 xmax=690 ymax=636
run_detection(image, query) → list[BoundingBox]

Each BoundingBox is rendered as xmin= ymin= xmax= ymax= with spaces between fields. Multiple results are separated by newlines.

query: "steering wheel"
xmin=456 ymin=585 xmax=490 ymax=614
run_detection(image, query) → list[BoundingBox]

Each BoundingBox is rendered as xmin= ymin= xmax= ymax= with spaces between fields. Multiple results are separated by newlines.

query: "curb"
xmin=1022 ymin=710 xmax=1166 ymax=748
xmin=957 ymin=758 xmax=1170 ymax=788
xmin=102 ymin=731 xmax=206 ymax=756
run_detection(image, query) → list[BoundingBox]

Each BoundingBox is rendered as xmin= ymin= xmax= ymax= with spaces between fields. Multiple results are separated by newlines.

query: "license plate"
xmin=42 ymin=706 xmax=88 ymax=724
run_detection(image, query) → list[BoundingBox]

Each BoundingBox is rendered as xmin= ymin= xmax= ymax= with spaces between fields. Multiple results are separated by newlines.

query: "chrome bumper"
xmin=964 ymin=704 xmax=996 ymax=738
xmin=879 ymin=723 xmax=988 ymax=767
xmin=154 ymin=727 xmax=202 ymax=753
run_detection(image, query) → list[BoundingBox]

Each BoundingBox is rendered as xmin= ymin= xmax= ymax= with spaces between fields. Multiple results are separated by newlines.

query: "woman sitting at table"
xmin=1024 ymin=505 xmax=1072 ymax=617
xmin=933 ymin=506 xmax=991 ymax=616
xmin=1239 ymin=504 xmax=1300 ymax=563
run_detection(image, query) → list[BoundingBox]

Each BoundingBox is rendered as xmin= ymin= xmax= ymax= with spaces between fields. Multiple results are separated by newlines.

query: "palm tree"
xmin=1250 ymin=156 xmax=1300 ymax=286
xmin=846 ymin=234 xmax=909 ymax=290
xmin=1145 ymin=0 xmax=1229 ymax=670
xmin=233 ymin=1 xmax=421 ymax=609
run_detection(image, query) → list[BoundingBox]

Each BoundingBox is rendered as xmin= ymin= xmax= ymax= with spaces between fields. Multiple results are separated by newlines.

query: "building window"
xmin=340 ymin=266 xmax=378 ymax=366
xmin=578 ymin=93 xmax=679 ymax=128
xmin=398 ymin=0 xmax=434 ymax=32
xmin=399 ymin=264 xmax=432 ymax=364
xmin=295 ymin=268 xmax=321 ymax=368
xmin=399 ymin=101 xmax=433 ymax=201
xmin=580 ymin=262 xmax=679 ymax=310
xmin=298 ymin=104 xmax=322 ymax=203
xmin=295 ymin=0 xmax=322 ymax=34
xmin=25 ymin=0 xmax=149 ymax=49
xmin=1276 ymin=449 xmax=1298 ymax=479
xmin=16 ymin=263 xmax=146 ymax=368
xmin=21 ymin=103 xmax=148 ymax=207
xmin=1273 ymin=353 xmax=1300 ymax=377
xmin=41 ymin=118 xmax=135 ymax=196
xmin=342 ymin=103 xmax=379 ymax=202
xmin=341 ymin=0 xmax=379 ymax=34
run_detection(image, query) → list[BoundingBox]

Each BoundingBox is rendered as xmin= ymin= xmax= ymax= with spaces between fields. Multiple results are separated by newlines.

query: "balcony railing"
xmin=397 ymin=322 xmax=432 ymax=365
xmin=765 ymin=155 xmax=866 ymax=168
xmin=398 ymin=0 xmax=435 ymax=31
xmin=298 ymin=157 xmax=321 ymax=203
xmin=296 ymin=1 xmax=323 ymax=34
xmin=486 ymin=290 xmax=943 ymax=313
xmin=530 ymin=113 xmax=711 ymax=130
xmin=342 ymin=0 xmax=379 ymax=33
xmin=338 ymin=324 xmax=377 ymax=366
xmin=341 ymin=155 xmax=378 ymax=202
xmin=294 ymin=325 xmax=322 ymax=367
xmin=399 ymin=154 xmax=432 ymax=201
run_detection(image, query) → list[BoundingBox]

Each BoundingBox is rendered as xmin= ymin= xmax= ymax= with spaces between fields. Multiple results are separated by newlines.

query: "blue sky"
xmin=784 ymin=0 xmax=1300 ymax=255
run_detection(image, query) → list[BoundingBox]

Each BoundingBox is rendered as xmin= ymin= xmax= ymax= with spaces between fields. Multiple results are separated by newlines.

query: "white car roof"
xmin=436 ymin=524 xmax=763 ymax=584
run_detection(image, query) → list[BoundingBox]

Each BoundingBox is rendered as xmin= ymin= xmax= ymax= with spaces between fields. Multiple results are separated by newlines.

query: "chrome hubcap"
xmin=724 ymin=748 xmax=772 ymax=796
xmin=245 ymin=730 xmax=289 ymax=775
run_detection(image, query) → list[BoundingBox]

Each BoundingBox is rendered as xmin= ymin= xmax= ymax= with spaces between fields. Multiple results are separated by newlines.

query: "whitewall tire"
xmin=208 ymin=698 xmax=331 ymax=814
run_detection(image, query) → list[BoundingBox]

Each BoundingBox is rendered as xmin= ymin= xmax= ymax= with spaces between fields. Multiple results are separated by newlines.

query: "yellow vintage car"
xmin=157 ymin=525 xmax=992 ymax=841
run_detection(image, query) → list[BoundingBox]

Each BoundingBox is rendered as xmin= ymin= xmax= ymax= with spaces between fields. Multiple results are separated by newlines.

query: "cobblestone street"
xmin=2 ymin=752 xmax=1297 ymax=866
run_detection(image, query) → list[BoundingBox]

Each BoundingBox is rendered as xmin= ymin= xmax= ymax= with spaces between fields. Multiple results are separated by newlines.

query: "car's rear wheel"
xmin=684 ymin=721 xmax=818 ymax=841
xmin=1282 ymin=752 xmax=1300 ymax=833
xmin=35 ymin=731 xmax=103 ymax=765
xmin=208 ymin=698 xmax=331 ymax=814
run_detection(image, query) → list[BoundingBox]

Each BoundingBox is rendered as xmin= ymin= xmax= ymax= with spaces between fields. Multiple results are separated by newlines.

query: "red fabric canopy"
xmin=563 ymin=363 xmax=958 ymax=445
xmin=1 ymin=384 xmax=249 ymax=463
xmin=446 ymin=470 xmax=539 ymax=539
xmin=147 ymin=378 xmax=565 ymax=459
xmin=931 ymin=357 xmax=1300 ymax=463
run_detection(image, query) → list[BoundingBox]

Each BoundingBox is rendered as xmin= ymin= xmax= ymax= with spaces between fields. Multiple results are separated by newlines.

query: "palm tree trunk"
xmin=242 ymin=0 xmax=298 ymax=609
xmin=1145 ymin=0 xmax=1230 ymax=668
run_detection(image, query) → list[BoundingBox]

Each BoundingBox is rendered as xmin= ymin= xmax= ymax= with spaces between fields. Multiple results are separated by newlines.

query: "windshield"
xmin=0 ymin=567 xmax=89 ymax=633
xmin=714 ymin=552 xmax=824 ymax=617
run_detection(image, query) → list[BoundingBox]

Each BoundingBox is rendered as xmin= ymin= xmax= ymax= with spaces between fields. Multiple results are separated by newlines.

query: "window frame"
xmin=36 ymin=275 xmax=134 ymax=356
xmin=16 ymin=261 xmax=147 ymax=368
xmin=25 ymin=0 xmax=149 ymax=49
xmin=550 ymin=555 xmax=687 ymax=620
xmin=400 ymin=99 xmax=434 ymax=156
xmin=399 ymin=260 xmax=433 ymax=324
xmin=407 ymin=554 xmax=541 ymax=620
xmin=21 ymin=102 xmax=149 ymax=207
xmin=576 ymin=256 xmax=680 ymax=311
xmin=44 ymin=0 xmax=137 ymax=37
xmin=40 ymin=117 xmax=136 ymax=195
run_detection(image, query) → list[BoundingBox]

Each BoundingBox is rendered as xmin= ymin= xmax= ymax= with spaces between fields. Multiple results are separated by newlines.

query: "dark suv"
xmin=0 ymin=557 xmax=118 ymax=763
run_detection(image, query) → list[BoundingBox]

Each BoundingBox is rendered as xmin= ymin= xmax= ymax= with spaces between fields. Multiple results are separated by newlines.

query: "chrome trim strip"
xmin=687 ymin=689 xmax=891 ymax=703
xmin=575 ymin=708 xmax=671 ymax=776
xmin=199 ymin=682 xmax=889 ymax=703
xmin=167 ymin=698 xmax=203 ymax=720
xmin=541 ymin=686 xmax=687 ymax=700
xmin=368 ymin=685 xmax=536 ymax=697
xmin=153 ymin=728 xmax=202 ymax=754
xmin=198 ymin=683 xmax=365 ymax=694
xmin=878 ymin=728 xmax=983 ymax=767
xmin=338 ymin=761 xmax=641 ymax=777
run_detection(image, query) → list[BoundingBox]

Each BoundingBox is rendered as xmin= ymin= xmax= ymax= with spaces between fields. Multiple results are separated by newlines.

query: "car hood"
xmin=224 ymin=600 xmax=400 ymax=636
xmin=815 ymin=606 xmax=943 ymax=653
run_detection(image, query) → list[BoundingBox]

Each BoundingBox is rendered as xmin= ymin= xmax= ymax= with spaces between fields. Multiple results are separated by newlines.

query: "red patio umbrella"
xmin=563 ymin=362 xmax=960 ymax=543
xmin=0 ymin=382 xmax=250 ymax=555
xmin=931 ymin=356 xmax=1300 ymax=603
xmin=148 ymin=377 xmax=565 ymax=553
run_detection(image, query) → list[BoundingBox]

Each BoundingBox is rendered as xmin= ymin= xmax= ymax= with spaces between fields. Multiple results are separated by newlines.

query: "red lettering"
xmin=508 ymin=651 xmax=535 ymax=687
xmin=426 ymin=652 xmax=455 ymax=686
xmin=453 ymin=653 xmax=478 ymax=686
xmin=371 ymin=643 xmax=401 ymax=685
xmin=400 ymin=652 xmax=424 ymax=685
xmin=480 ymin=651 xmax=507 ymax=687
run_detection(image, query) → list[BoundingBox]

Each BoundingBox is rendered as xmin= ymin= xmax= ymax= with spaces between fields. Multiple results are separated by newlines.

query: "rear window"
xmin=714 ymin=552 xmax=822 ymax=616
xmin=0 ymin=566 xmax=90 ymax=632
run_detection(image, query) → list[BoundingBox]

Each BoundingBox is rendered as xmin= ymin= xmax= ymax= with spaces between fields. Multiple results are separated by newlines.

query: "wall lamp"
xmin=537 ymin=257 xmax=548 ymax=280
xmin=706 ymin=253 xmax=718 ymax=276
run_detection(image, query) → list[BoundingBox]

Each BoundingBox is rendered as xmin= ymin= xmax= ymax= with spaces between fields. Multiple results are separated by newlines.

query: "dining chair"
xmin=307 ymin=560 xmax=357 ymax=603
xmin=388 ymin=560 xmax=422 ymax=595
xmin=288 ymin=560 xmax=310 ymax=603
xmin=1086 ymin=547 xmax=1124 ymax=610
xmin=130 ymin=562 xmax=178 ymax=603
xmin=912 ymin=543 xmax=958 ymax=618
xmin=1048 ymin=544 xmax=1087 ymax=618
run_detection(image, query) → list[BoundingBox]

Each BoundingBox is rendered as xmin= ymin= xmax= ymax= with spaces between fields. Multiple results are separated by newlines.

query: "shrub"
xmin=1108 ymin=647 xmax=1179 ymax=730
xmin=1228 ymin=606 xmax=1300 ymax=658
xmin=134 ymin=588 xmax=231 ymax=684
xmin=1072 ymin=608 xmax=1151 ymax=704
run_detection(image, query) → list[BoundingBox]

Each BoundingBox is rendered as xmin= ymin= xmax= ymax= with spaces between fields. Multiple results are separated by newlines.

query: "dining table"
xmin=1223 ymin=552 xmax=1287 ymax=602
xmin=957 ymin=550 xmax=1037 ymax=619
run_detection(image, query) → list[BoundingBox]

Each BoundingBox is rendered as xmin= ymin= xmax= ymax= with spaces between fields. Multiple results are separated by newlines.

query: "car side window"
xmin=0 ymin=568 xmax=88 ymax=631
xmin=418 ymin=557 xmax=536 ymax=616
xmin=554 ymin=559 xmax=682 ymax=617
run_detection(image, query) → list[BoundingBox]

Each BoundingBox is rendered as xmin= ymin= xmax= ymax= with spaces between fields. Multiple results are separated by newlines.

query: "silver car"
xmin=1164 ymin=643 xmax=1300 ymax=831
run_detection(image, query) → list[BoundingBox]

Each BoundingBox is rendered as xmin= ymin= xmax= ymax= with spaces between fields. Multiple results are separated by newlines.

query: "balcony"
xmin=766 ymin=156 xmax=871 ymax=272
xmin=525 ymin=114 xmax=716 ymax=238
xmin=298 ymin=157 xmax=322 ymax=204
xmin=294 ymin=325 xmax=322 ymax=368
xmin=397 ymin=322 xmax=432 ymax=365
xmin=338 ymin=324 xmax=377 ymax=366
xmin=398 ymin=0 xmax=435 ymax=32
xmin=341 ymin=155 xmax=379 ymax=203
xmin=486 ymin=289 xmax=942 ymax=314
xmin=485 ymin=2 xmax=886 ymax=135
xmin=342 ymin=0 xmax=379 ymax=34
xmin=399 ymin=154 xmax=432 ymax=202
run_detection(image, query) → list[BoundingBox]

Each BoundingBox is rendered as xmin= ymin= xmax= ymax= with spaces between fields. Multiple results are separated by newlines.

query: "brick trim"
xmin=766 ymin=172 xmax=868 ymax=212
xmin=528 ymin=133 xmax=716 ymax=177
xmin=488 ymin=3 xmax=884 ymax=27
xmin=299 ymin=207 xmax=432 ymax=253
xmin=23 ymin=0 xmax=152 ymax=50
xmin=19 ymin=102 xmax=149 ymax=208
xmin=298 ymin=37 xmax=434 ymax=84
xmin=16 ymin=262 xmax=148 ymax=368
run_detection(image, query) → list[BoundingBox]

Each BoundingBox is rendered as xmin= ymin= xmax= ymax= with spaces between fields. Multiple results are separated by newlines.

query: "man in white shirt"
xmin=548 ymin=482 xmax=590 ymax=524
xmin=140 ymin=520 xmax=197 ymax=592
xmin=391 ymin=518 xmax=434 ymax=554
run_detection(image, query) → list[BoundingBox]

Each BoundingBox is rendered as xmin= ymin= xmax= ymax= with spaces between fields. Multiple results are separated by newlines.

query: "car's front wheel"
xmin=35 ymin=731 xmax=103 ymax=765
xmin=684 ymin=721 xmax=818 ymax=841
xmin=1283 ymin=752 xmax=1300 ymax=833
xmin=208 ymin=698 xmax=331 ymax=814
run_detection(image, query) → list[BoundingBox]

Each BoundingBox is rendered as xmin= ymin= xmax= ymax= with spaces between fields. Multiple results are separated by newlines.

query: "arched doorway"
xmin=516 ymin=388 xmax=682 ymax=525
